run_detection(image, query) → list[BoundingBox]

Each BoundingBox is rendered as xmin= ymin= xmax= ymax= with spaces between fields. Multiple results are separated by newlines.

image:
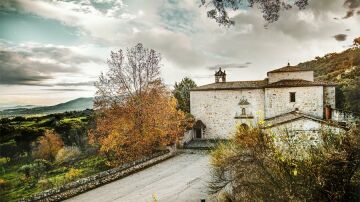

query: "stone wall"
xmin=20 ymin=150 xmax=176 ymax=202
xmin=324 ymin=86 xmax=336 ymax=108
xmin=264 ymin=86 xmax=324 ymax=119
xmin=190 ymin=89 xmax=265 ymax=139
xmin=268 ymin=71 xmax=314 ymax=83
xmin=332 ymin=109 xmax=360 ymax=125
xmin=266 ymin=118 xmax=345 ymax=159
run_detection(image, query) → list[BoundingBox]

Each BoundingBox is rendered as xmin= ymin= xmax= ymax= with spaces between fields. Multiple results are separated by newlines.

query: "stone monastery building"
xmin=189 ymin=64 xmax=350 ymax=139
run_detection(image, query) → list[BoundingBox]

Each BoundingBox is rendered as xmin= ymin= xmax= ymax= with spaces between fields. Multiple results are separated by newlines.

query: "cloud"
xmin=54 ymin=81 xmax=95 ymax=87
xmin=6 ymin=0 xmax=138 ymax=43
xmin=0 ymin=41 xmax=103 ymax=85
xmin=41 ymin=88 xmax=90 ymax=92
xmin=334 ymin=34 xmax=347 ymax=41
xmin=207 ymin=63 xmax=251 ymax=70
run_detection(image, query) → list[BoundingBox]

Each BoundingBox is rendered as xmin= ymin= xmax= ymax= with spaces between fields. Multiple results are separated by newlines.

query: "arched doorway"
xmin=193 ymin=120 xmax=206 ymax=139
xmin=240 ymin=123 xmax=249 ymax=130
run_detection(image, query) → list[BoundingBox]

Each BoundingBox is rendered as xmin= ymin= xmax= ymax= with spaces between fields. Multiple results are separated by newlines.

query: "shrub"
xmin=32 ymin=130 xmax=64 ymax=161
xmin=0 ymin=178 xmax=9 ymax=189
xmin=55 ymin=146 xmax=81 ymax=164
xmin=209 ymin=124 xmax=360 ymax=201
xmin=38 ymin=178 xmax=53 ymax=190
xmin=18 ymin=159 xmax=52 ymax=179
xmin=49 ymin=175 xmax=66 ymax=187
xmin=0 ymin=157 xmax=10 ymax=173
xmin=18 ymin=164 xmax=32 ymax=178
xmin=64 ymin=168 xmax=83 ymax=182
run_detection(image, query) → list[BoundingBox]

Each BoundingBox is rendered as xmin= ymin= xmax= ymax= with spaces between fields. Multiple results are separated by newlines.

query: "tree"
xmin=343 ymin=79 xmax=360 ymax=113
xmin=354 ymin=37 xmax=360 ymax=47
xmin=32 ymin=130 xmax=64 ymax=161
xmin=209 ymin=124 xmax=360 ymax=201
xmin=200 ymin=0 xmax=358 ymax=26
xmin=173 ymin=77 xmax=197 ymax=113
xmin=91 ymin=43 xmax=190 ymax=166
xmin=201 ymin=0 xmax=309 ymax=26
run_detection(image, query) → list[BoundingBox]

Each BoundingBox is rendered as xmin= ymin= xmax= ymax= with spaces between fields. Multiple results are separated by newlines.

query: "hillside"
xmin=297 ymin=46 xmax=360 ymax=112
xmin=297 ymin=47 xmax=360 ymax=86
xmin=0 ymin=97 xmax=93 ymax=116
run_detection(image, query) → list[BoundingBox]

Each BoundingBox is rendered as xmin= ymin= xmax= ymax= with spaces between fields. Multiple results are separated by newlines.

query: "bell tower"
xmin=215 ymin=68 xmax=226 ymax=83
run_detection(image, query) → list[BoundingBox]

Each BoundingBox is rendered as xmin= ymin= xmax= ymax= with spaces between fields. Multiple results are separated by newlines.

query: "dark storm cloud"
xmin=207 ymin=63 xmax=251 ymax=70
xmin=54 ymin=81 xmax=95 ymax=86
xmin=0 ymin=44 xmax=103 ymax=85
xmin=334 ymin=34 xmax=347 ymax=41
xmin=0 ymin=0 xmax=20 ymax=13
xmin=31 ymin=47 xmax=102 ymax=64
xmin=0 ymin=50 xmax=54 ymax=85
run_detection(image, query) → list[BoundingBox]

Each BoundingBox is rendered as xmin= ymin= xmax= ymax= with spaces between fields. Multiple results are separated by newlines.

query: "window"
xmin=241 ymin=108 xmax=246 ymax=115
xmin=290 ymin=92 xmax=296 ymax=102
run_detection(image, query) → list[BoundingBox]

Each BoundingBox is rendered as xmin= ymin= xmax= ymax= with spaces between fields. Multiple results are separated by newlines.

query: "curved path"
xmin=66 ymin=151 xmax=210 ymax=202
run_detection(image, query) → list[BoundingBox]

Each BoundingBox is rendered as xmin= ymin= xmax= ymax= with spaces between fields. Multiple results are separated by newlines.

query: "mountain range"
xmin=0 ymin=97 xmax=93 ymax=117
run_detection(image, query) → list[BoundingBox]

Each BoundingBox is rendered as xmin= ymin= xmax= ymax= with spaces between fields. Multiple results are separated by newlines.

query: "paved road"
xmin=66 ymin=151 xmax=211 ymax=202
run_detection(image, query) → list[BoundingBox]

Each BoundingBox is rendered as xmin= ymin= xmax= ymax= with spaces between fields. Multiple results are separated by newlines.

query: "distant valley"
xmin=0 ymin=97 xmax=93 ymax=117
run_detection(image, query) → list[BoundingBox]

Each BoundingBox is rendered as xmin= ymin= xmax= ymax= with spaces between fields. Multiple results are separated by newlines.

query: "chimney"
xmin=325 ymin=105 xmax=332 ymax=120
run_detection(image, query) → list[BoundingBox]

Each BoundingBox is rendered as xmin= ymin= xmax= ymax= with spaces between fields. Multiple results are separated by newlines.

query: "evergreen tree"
xmin=173 ymin=77 xmax=197 ymax=113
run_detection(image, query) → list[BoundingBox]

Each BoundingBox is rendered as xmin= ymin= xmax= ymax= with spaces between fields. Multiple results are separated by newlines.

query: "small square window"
xmin=290 ymin=92 xmax=296 ymax=102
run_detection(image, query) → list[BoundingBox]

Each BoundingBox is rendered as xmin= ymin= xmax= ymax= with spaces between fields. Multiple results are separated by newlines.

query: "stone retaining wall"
xmin=20 ymin=150 xmax=176 ymax=202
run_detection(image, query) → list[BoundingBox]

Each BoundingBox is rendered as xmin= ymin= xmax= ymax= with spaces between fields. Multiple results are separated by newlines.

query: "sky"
xmin=0 ymin=0 xmax=359 ymax=106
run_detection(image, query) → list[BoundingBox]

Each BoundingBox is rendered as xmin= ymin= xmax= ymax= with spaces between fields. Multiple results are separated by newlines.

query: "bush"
xmin=0 ymin=178 xmax=9 ymax=189
xmin=64 ymin=168 xmax=83 ymax=182
xmin=209 ymin=124 xmax=360 ymax=201
xmin=0 ymin=157 xmax=10 ymax=173
xmin=32 ymin=130 xmax=64 ymax=161
xmin=55 ymin=146 xmax=81 ymax=164
xmin=18 ymin=159 xmax=52 ymax=179
xmin=38 ymin=178 xmax=53 ymax=190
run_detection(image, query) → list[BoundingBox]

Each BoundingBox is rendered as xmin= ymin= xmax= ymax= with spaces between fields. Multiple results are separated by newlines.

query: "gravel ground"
xmin=66 ymin=151 xmax=211 ymax=202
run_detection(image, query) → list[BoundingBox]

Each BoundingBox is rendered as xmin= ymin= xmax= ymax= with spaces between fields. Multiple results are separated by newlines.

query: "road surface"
xmin=66 ymin=151 xmax=210 ymax=202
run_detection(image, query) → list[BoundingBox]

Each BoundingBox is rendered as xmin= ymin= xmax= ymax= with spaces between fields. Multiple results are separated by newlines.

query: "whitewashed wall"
xmin=190 ymin=89 xmax=265 ymax=139
xmin=264 ymin=86 xmax=324 ymax=119
xmin=268 ymin=71 xmax=314 ymax=83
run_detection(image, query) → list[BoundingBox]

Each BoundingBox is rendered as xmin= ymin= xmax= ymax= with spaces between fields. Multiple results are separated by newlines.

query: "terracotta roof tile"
xmin=191 ymin=79 xmax=336 ymax=91
xmin=267 ymin=65 xmax=309 ymax=74
xmin=191 ymin=80 xmax=268 ymax=91
xmin=266 ymin=79 xmax=336 ymax=88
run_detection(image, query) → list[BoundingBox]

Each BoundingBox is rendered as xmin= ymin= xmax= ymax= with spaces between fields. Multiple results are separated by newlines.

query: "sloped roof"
xmin=266 ymin=79 xmax=337 ymax=88
xmin=263 ymin=111 xmax=345 ymax=129
xmin=191 ymin=80 xmax=268 ymax=91
xmin=191 ymin=79 xmax=336 ymax=91
xmin=267 ymin=65 xmax=310 ymax=74
xmin=193 ymin=120 xmax=206 ymax=129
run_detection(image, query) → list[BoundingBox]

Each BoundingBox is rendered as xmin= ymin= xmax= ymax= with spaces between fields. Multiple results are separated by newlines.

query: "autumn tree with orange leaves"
xmin=90 ymin=43 xmax=191 ymax=166
xmin=32 ymin=130 xmax=64 ymax=161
